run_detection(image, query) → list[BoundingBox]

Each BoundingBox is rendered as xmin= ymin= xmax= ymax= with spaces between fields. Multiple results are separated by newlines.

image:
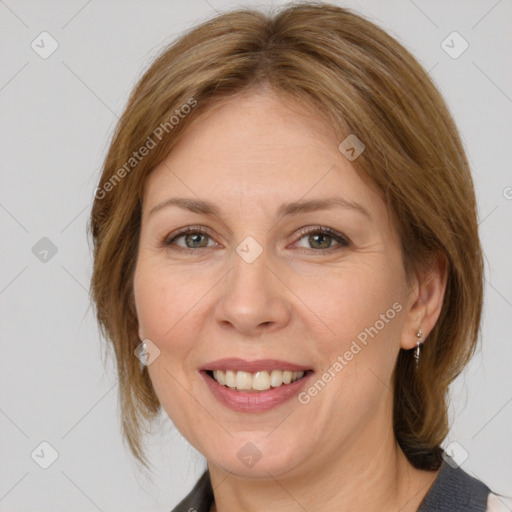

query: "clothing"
xmin=416 ymin=457 xmax=491 ymax=511
xmin=170 ymin=456 xmax=495 ymax=512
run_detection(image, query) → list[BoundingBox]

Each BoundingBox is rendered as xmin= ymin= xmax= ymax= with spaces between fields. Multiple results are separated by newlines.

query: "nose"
xmin=214 ymin=247 xmax=292 ymax=337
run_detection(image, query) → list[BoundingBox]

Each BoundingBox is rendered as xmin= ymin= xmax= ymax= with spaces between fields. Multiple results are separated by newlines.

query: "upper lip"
xmin=199 ymin=358 xmax=312 ymax=373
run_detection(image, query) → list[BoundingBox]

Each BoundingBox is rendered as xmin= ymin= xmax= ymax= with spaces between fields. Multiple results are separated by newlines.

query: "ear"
xmin=400 ymin=253 xmax=448 ymax=350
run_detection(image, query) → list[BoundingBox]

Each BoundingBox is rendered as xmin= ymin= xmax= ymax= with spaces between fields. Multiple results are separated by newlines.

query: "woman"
xmin=89 ymin=3 xmax=505 ymax=511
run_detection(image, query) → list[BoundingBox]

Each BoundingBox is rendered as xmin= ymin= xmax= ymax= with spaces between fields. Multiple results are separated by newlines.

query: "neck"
xmin=207 ymin=406 xmax=439 ymax=512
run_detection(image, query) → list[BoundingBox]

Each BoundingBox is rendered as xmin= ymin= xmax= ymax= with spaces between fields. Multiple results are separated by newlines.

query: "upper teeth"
xmin=212 ymin=369 xmax=305 ymax=391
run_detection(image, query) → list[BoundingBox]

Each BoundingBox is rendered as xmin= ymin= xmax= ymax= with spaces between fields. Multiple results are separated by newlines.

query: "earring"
xmin=139 ymin=341 xmax=148 ymax=371
xmin=414 ymin=328 xmax=423 ymax=367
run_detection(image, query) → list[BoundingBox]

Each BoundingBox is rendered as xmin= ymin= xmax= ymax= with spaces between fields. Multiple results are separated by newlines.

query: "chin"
xmin=205 ymin=434 xmax=306 ymax=480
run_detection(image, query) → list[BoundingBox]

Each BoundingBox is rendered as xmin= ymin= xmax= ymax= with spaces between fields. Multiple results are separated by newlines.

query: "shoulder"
xmin=486 ymin=493 xmax=511 ymax=512
xmin=169 ymin=470 xmax=213 ymax=512
xmin=417 ymin=456 xmax=492 ymax=511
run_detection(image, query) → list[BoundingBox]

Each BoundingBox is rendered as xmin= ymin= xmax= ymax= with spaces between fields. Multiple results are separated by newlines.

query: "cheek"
xmin=291 ymin=261 xmax=406 ymax=410
xmin=297 ymin=264 xmax=404 ymax=434
xmin=134 ymin=261 xmax=204 ymax=344
xmin=134 ymin=263 xmax=206 ymax=426
xmin=292 ymin=260 xmax=404 ymax=345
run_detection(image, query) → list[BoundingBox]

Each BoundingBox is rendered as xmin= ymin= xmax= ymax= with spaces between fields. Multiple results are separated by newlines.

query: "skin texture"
xmin=133 ymin=90 xmax=447 ymax=512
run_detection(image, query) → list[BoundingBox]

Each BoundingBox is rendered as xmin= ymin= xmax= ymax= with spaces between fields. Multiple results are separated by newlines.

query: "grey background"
xmin=1 ymin=0 xmax=511 ymax=510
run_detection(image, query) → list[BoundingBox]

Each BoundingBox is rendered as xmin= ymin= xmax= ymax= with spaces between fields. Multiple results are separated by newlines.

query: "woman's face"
xmin=133 ymin=91 xmax=418 ymax=479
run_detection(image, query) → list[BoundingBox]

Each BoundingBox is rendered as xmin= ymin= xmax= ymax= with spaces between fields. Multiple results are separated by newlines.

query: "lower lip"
xmin=200 ymin=371 xmax=313 ymax=413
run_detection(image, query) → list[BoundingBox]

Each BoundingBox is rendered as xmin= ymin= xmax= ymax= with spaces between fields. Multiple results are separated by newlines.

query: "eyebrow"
xmin=148 ymin=196 xmax=371 ymax=220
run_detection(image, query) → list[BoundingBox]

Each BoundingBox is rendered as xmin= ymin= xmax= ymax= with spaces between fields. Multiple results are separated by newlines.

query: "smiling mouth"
xmin=205 ymin=369 xmax=313 ymax=392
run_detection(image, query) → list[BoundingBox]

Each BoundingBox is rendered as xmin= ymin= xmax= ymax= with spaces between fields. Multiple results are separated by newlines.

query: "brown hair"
xmin=88 ymin=2 xmax=483 ymax=470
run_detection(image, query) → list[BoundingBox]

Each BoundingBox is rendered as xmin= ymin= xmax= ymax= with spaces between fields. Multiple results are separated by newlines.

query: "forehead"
xmin=143 ymin=91 xmax=384 ymax=221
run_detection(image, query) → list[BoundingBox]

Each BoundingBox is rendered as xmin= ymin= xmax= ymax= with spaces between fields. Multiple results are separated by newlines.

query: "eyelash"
xmin=163 ymin=225 xmax=351 ymax=253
